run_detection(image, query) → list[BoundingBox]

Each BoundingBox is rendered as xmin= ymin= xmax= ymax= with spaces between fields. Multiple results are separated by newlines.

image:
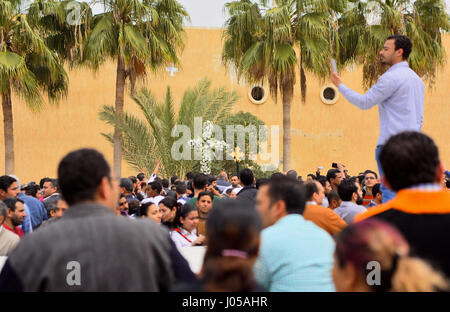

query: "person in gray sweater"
xmin=0 ymin=149 xmax=174 ymax=292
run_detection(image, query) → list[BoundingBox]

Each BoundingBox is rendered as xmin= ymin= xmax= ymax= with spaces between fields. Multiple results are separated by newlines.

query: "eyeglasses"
xmin=365 ymin=176 xmax=376 ymax=180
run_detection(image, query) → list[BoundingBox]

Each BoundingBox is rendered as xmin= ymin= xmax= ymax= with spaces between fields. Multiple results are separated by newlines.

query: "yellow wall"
xmin=1 ymin=28 xmax=449 ymax=182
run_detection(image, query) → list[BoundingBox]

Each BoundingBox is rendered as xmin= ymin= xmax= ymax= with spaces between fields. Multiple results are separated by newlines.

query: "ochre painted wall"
xmin=1 ymin=28 xmax=449 ymax=183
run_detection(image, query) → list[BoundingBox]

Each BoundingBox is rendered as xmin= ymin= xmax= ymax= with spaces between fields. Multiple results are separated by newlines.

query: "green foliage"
xmin=99 ymin=78 xmax=239 ymax=177
xmin=337 ymin=0 xmax=450 ymax=89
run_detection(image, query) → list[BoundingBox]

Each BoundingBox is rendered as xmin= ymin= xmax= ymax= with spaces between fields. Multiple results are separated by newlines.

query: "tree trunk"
xmin=2 ymin=86 xmax=14 ymax=175
xmin=282 ymin=83 xmax=293 ymax=172
xmin=114 ymin=54 xmax=126 ymax=177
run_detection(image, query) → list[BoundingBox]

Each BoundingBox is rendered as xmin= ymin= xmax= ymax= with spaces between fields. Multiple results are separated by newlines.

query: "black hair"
xmin=39 ymin=177 xmax=51 ymax=189
xmin=380 ymin=132 xmax=440 ymax=191
xmin=255 ymin=178 xmax=269 ymax=190
xmin=372 ymin=183 xmax=382 ymax=197
xmin=267 ymin=176 xmax=306 ymax=215
xmin=193 ymin=173 xmax=209 ymax=190
xmin=25 ymin=184 xmax=41 ymax=198
xmin=140 ymin=201 xmax=156 ymax=217
xmin=173 ymin=203 xmax=198 ymax=228
xmin=317 ymin=176 xmax=327 ymax=187
xmin=159 ymin=196 xmax=178 ymax=210
xmin=307 ymin=174 xmax=317 ymax=180
xmin=286 ymin=170 xmax=298 ymax=180
xmin=149 ymin=181 xmax=162 ymax=194
xmin=186 ymin=172 xmax=194 ymax=180
xmin=386 ymin=34 xmax=412 ymax=60
xmin=198 ymin=191 xmax=213 ymax=202
xmin=135 ymin=192 xmax=144 ymax=202
xmin=43 ymin=194 xmax=61 ymax=216
xmin=270 ymin=172 xmax=285 ymax=180
xmin=327 ymin=169 xmax=341 ymax=183
xmin=175 ymin=183 xmax=187 ymax=195
xmin=364 ymin=170 xmax=378 ymax=179
xmin=225 ymin=188 xmax=233 ymax=195
xmin=304 ymin=181 xmax=320 ymax=201
xmin=170 ymin=176 xmax=179 ymax=185
xmin=327 ymin=189 xmax=340 ymax=204
xmin=120 ymin=178 xmax=133 ymax=193
xmin=128 ymin=176 xmax=137 ymax=184
xmin=161 ymin=179 xmax=169 ymax=188
xmin=338 ymin=179 xmax=358 ymax=202
xmin=207 ymin=175 xmax=217 ymax=184
xmin=57 ymin=148 xmax=111 ymax=206
xmin=3 ymin=197 xmax=24 ymax=212
xmin=239 ymin=168 xmax=254 ymax=186
xmin=136 ymin=173 xmax=145 ymax=182
xmin=0 ymin=176 xmax=17 ymax=192
xmin=202 ymin=199 xmax=262 ymax=292
xmin=128 ymin=199 xmax=141 ymax=216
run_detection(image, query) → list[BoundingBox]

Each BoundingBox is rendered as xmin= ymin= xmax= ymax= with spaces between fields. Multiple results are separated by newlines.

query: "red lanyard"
xmin=174 ymin=228 xmax=192 ymax=243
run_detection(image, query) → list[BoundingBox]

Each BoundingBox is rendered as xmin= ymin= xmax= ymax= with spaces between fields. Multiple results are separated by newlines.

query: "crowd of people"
xmin=0 ymin=130 xmax=449 ymax=292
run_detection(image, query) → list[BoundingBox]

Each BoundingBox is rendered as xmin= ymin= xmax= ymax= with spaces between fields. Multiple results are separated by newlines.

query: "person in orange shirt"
xmin=354 ymin=131 xmax=450 ymax=279
xmin=303 ymin=181 xmax=347 ymax=236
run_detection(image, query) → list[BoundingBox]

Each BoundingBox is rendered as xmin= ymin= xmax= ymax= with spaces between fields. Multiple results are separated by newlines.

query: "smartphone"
xmin=331 ymin=58 xmax=338 ymax=74
xmin=318 ymin=166 xmax=324 ymax=170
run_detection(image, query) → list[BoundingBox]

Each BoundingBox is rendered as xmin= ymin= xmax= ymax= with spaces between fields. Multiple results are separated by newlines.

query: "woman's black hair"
xmin=173 ymin=203 xmax=198 ymax=228
xmin=159 ymin=196 xmax=177 ymax=209
xmin=139 ymin=202 xmax=156 ymax=217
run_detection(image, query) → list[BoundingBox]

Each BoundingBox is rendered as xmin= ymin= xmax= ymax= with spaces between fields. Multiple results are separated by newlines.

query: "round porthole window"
xmin=320 ymin=84 xmax=339 ymax=105
xmin=248 ymin=85 xmax=268 ymax=105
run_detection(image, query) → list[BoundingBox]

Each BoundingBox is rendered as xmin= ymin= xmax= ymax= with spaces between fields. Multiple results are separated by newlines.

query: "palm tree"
xmin=83 ymin=0 xmax=189 ymax=177
xmin=338 ymin=0 xmax=450 ymax=89
xmin=222 ymin=0 xmax=346 ymax=171
xmin=99 ymin=78 xmax=238 ymax=178
xmin=0 ymin=0 xmax=68 ymax=174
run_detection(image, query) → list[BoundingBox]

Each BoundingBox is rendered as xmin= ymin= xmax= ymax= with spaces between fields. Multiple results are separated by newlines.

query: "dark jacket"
xmin=236 ymin=185 xmax=258 ymax=204
xmin=0 ymin=202 xmax=173 ymax=291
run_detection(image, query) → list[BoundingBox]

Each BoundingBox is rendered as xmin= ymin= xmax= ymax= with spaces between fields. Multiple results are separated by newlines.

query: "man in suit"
xmin=0 ymin=148 xmax=174 ymax=291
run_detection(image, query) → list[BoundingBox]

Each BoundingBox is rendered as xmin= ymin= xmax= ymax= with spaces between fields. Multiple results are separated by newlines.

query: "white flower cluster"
xmin=189 ymin=121 xmax=228 ymax=174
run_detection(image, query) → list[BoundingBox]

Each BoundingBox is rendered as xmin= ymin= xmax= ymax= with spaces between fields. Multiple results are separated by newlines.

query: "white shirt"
xmin=141 ymin=195 xmax=165 ymax=206
xmin=170 ymin=227 xmax=198 ymax=248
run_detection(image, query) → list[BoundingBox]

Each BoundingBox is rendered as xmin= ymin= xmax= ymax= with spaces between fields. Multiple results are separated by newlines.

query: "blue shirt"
xmin=254 ymin=214 xmax=335 ymax=292
xmin=338 ymin=61 xmax=425 ymax=146
xmin=18 ymin=193 xmax=47 ymax=231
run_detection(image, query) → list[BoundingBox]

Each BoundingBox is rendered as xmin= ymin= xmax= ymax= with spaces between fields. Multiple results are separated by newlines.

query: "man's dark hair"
xmin=327 ymin=190 xmax=340 ymax=204
xmin=267 ymin=176 xmax=306 ymax=215
xmin=170 ymin=176 xmax=179 ymax=185
xmin=136 ymin=173 xmax=145 ymax=182
xmin=39 ymin=177 xmax=51 ymax=189
xmin=186 ymin=172 xmax=194 ymax=180
xmin=386 ymin=34 xmax=412 ymax=60
xmin=207 ymin=175 xmax=217 ymax=185
xmin=25 ymin=184 xmax=41 ymax=198
xmin=149 ymin=181 xmax=162 ymax=194
xmin=0 ymin=176 xmax=18 ymax=192
xmin=239 ymin=168 xmax=254 ymax=186
xmin=317 ymin=176 xmax=327 ymax=187
xmin=338 ymin=179 xmax=358 ymax=202
xmin=44 ymin=194 xmax=60 ymax=217
xmin=161 ymin=179 xmax=169 ymax=189
xmin=128 ymin=199 xmax=141 ymax=216
xmin=58 ymin=149 xmax=111 ymax=206
xmin=193 ymin=173 xmax=209 ymax=190
xmin=175 ymin=183 xmax=187 ymax=195
xmin=3 ymin=197 xmax=24 ymax=212
xmin=380 ymin=131 xmax=440 ymax=191
xmin=128 ymin=176 xmax=137 ymax=184
xmin=326 ymin=169 xmax=341 ymax=183
xmin=270 ymin=172 xmax=285 ymax=180
xmin=255 ymin=178 xmax=269 ymax=190
xmin=135 ymin=192 xmax=144 ymax=202
xmin=304 ymin=181 xmax=319 ymax=201
xmin=364 ymin=170 xmax=378 ymax=179
xmin=286 ymin=170 xmax=298 ymax=180
xmin=372 ymin=183 xmax=382 ymax=197
xmin=120 ymin=178 xmax=133 ymax=193
xmin=197 ymin=191 xmax=213 ymax=202
xmin=307 ymin=174 xmax=316 ymax=180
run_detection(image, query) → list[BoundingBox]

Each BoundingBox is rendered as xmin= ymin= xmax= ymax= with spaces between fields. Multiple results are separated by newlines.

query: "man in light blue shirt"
xmin=331 ymin=35 xmax=425 ymax=203
xmin=254 ymin=176 xmax=335 ymax=292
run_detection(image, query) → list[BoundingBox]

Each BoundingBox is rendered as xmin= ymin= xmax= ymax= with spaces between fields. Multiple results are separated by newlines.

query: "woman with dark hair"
xmin=333 ymin=219 xmax=448 ymax=292
xmin=159 ymin=197 xmax=179 ymax=230
xmin=175 ymin=199 xmax=265 ymax=292
xmin=140 ymin=202 xmax=162 ymax=225
xmin=170 ymin=203 xmax=204 ymax=248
